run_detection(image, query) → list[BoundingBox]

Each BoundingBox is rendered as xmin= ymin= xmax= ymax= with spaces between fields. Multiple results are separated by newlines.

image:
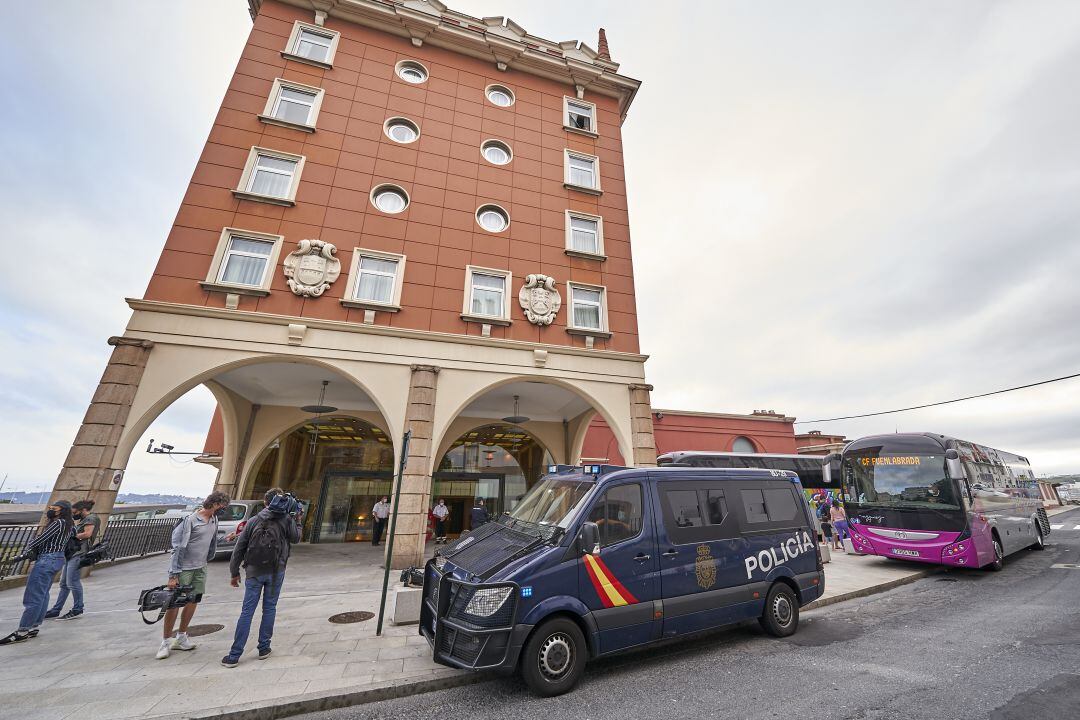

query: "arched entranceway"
xmin=246 ymin=416 xmax=394 ymax=543
xmin=433 ymin=423 xmax=554 ymax=537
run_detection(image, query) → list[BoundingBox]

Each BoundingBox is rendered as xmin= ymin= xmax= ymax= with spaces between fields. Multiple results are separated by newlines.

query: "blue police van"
xmin=420 ymin=464 xmax=825 ymax=695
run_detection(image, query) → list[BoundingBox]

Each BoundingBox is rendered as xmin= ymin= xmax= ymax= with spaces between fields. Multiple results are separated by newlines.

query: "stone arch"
xmin=433 ymin=417 xmax=557 ymax=470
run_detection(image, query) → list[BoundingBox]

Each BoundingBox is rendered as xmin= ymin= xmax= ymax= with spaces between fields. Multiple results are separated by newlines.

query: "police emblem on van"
xmin=695 ymin=544 xmax=717 ymax=589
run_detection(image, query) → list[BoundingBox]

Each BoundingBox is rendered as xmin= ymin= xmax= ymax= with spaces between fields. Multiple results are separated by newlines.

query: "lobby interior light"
xmin=502 ymin=395 xmax=530 ymax=424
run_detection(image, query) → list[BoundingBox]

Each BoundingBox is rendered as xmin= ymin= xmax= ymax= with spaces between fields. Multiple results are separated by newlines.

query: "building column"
xmin=628 ymin=383 xmax=658 ymax=467
xmin=387 ymin=364 xmax=439 ymax=569
xmin=47 ymin=337 xmax=155 ymax=523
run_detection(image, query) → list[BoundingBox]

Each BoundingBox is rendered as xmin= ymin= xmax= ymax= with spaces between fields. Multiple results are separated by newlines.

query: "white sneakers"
xmin=156 ymin=632 xmax=197 ymax=659
xmin=172 ymin=632 xmax=197 ymax=651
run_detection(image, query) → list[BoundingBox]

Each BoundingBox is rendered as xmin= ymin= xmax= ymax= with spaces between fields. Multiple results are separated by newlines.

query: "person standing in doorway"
xmin=432 ymin=499 xmax=450 ymax=544
xmin=156 ymin=491 xmax=230 ymax=659
xmin=221 ymin=488 xmax=302 ymax=667
xmin=470 ymin=497 xmax=489 ymax=530
xmin=0 ymin=501 xmax=74 ymax=645
xmin=831 ymin=499 xmax=849 ymax=552
xmin=46 ymin=500 xmax=100 ymax=620
xmin=371 ymin=496 xmax=390 ymax=546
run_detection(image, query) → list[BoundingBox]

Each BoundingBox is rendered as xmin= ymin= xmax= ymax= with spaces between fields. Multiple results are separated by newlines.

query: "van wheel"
xmin=520 ymin=617 xmax=586 ymax=697
xmin=1030 ymin=523 xmax=1045 ymax=551
xmin=985 ymin=535 xmax=1004 ymax=571
xmin=758 ymin=583 xmax=799 ymax=638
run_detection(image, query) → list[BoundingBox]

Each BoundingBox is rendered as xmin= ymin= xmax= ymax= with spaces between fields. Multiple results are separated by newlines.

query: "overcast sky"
xmin=1 ymin=1 xmax=1078 ymax=497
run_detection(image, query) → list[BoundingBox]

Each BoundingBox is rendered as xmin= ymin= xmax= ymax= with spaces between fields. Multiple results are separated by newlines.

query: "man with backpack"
xmin=221 ymin=488 xmax=301 ymax=667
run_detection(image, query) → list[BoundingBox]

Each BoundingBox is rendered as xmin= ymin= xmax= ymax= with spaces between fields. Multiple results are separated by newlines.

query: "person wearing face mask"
xmin=45 ymin=499 xmax=100 ymax=620
xmin=0 ymin=501 xmax=75 ymax=645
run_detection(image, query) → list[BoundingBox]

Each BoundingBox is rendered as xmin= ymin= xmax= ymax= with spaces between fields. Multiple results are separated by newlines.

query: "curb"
xmin=803 ymin=567 xmax=938 ymax=611
xmin=157 ymin=571 xmax=939 ymax=720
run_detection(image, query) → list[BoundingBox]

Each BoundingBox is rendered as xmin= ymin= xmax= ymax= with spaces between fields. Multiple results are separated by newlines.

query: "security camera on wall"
xmin=654 ymin=412 xmax=664 ymax=421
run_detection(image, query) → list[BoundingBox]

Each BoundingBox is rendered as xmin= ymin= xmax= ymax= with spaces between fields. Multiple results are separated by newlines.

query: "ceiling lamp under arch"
xmin=501 ymin=394 xmax=530 ymax=424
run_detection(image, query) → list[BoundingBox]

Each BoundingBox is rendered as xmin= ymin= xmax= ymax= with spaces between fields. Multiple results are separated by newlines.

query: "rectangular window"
xmin=567 ymin=154 xmax=597 ymax=189
xmin=667 ymin=490 xmax=704 ymax=528
xmin=235 ymin=147 xmax=305 ymax=205
xmin=763 ymin=488 xmax=798 ymax=522
xmin=570 ymin=285 xmax=604 ymax=330
xmin=354 ymin=256 xmax=398 ymax=304
xmin=741 ymin=489 xmax=770 ymax=524
xmin=587 ymin=483 xmax=643 ymax=547
xmin=704 ymin=490 xmax=729 ymax=525
xmin=219 ymin=235 xmax=273 ymax=287
xmin=283 ymin=21 xmax=340 ymax=68
xmin=274 ymin=86 xmax=317 ymax=124
xmin=659 ymin=482 xmax=738 ymax=543
xmin=471 ymin=273 xmax=506 ymax=317
xmin=570 ymin=216 xmax=599 ymax=254
xmin=566 ymin=100 xmax=594 ymax=132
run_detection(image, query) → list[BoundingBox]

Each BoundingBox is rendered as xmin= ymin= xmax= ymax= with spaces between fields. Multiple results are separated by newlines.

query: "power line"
xmin=795 ymin=371 xmax=1080 ymax=424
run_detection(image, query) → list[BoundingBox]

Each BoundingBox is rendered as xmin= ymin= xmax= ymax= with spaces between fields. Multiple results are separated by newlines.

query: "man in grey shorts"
xmin=156 ymin=491 xmax=230 ymax=659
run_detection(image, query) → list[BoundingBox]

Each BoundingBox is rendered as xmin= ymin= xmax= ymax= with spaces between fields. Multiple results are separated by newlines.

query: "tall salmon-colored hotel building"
xmin=49 ymin=0 xmax=800 ymax=567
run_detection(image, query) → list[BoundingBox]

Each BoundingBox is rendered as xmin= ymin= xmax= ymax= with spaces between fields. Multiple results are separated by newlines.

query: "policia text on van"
xmin=420 ymin=465 xmax=825 ymax=695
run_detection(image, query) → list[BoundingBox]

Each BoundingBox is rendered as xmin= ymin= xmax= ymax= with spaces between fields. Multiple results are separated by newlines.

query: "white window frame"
xmin=395 ymin=60 xmax=429 ymax=84
xmin=564 ymin=150 xmax=602 ymax=194
xmin=369 ymin=183 xmax=410 ymax=214
xmin=475 ymin=204 xmax=510 ymax=233
xmin=341 ymin=249 xmax=406 ymax=312
xmin=480 ymin=139 xmax=513 ymax=166
xmin=566 ymin=282 xmax=611 ymax=337
xmin=563 ymin=96 xmax=598 ymax=137
xmin=281 ymin=21 xmax=340 ymax=69
xmin=200 ymin=228 xmax=284 ymax=297
xmin=259 ymin=78 xmax=324 ymax=132
xmin=484 ymin=84 xmax=515 ymax=107
xmin=234 ymin=147 xmax=306 ymax=206
xmin=461 ymin=265 xmax=512 ymax=326
xmin=564 ymin=210 xmax=606 ymax=260
xmin=383 ymin=117 xmax=421 ymax=144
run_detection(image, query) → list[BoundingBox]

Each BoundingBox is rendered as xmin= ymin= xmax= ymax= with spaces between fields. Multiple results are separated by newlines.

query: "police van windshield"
xmin=508 ymin=475 xmax=594 ymax=527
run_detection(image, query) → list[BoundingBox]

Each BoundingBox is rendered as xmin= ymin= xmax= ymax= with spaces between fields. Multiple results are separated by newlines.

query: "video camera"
xmin=268 ymin=491 xmax=303 ymax=517
xmin=137 ymin=584 xmax=197 ymax=625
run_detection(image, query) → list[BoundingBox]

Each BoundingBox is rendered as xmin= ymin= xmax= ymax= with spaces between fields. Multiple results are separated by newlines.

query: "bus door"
xmin=653 ymin=478 xmax=753 ymax=637
xmin=578 ymin=479 xmax=660 ymax=654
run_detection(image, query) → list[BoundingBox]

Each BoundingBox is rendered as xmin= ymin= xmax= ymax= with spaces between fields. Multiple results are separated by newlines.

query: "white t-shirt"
xmin=432 ymin=504 xmax=449 ymax=519
xmin=373 ymin=501 xmax=390 ymax=519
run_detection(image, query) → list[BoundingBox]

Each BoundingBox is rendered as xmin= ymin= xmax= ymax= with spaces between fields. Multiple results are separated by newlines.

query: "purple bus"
xmin=823 ymin=433 xmax=1049 ymax=570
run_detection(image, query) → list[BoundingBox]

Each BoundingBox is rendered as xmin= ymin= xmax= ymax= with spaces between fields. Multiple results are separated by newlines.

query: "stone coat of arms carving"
xmin=518 ymin=273 xmax=561 ymax=325
xmin=695 ymin=544 xmax=717 ymax=589
xmin=283 ymin=239 xmax=340 ymax=297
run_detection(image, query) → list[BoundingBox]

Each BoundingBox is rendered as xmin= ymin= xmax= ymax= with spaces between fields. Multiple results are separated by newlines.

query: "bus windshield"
xmin=508 ymin=475 xmax=595 ymax=528
xmin=843 ymin=452 xmax=962 ymax=510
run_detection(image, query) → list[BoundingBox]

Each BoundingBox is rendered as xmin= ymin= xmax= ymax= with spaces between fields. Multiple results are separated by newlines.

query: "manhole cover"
xmin=185 ymin=624 xmax=224 ymax=637
xmin=329 ymin=611 xmax=374 ymax=624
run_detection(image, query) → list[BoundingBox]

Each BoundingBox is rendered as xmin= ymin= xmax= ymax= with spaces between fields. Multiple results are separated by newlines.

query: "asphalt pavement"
xmin=300 ymin=506 xmax=1080 ymax=720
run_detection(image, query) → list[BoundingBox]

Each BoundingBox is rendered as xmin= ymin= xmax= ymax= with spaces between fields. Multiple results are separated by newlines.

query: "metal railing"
xmin=0 ymin=518 xmax=180 ymax=580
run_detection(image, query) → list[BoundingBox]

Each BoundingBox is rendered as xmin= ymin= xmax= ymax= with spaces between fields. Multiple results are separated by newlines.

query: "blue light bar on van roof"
xmin=545 ymin=464 xmax=629 ymax=477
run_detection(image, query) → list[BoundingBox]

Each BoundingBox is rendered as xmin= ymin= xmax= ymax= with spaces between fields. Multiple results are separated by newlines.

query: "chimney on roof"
xmin=597 ymin=28 xmax=611 ymax=60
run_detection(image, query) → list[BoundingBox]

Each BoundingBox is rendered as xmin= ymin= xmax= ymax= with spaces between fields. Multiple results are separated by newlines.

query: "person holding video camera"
xmin=221 ymin=488 xmax=302 ymax=667
xmin=1 ymin=500 xmax=75 ymax=645
xmin=156 ymin=491 xmax=231 ymax=660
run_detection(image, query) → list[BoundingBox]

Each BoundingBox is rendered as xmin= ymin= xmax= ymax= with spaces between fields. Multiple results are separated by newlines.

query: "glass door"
xmin=313 ymin=472 xmax=393 ymax=543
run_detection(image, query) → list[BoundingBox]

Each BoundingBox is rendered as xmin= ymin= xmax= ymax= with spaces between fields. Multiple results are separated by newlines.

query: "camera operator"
xmin=46 ymin=499 xmax=100 ymax=620
xmin=220 ymin=488 xmax=301 ymax=667
xmin=1 ymin=501 xmax=75 ymax=645
xmin=156 ymin=491 xmax=230 ymax=660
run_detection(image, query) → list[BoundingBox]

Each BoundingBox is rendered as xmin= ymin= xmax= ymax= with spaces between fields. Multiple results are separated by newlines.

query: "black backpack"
xmin=244 ymin=516 xmax=285 ymax=574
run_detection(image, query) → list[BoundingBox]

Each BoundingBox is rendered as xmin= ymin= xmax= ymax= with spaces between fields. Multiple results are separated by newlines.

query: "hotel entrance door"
xmin=312 ymin=471 xmax=393 ymax=543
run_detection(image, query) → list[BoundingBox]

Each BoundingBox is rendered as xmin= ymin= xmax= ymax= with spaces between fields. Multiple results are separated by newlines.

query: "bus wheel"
xmin=521 ymin=617 xmax=586 ymax=697
xmin=1030 ymin=522 xmax=1045 ymax=551
xmin=759 ymin=583 xmax=799 ymax=638
xmin=985 ymin=535 xmax=1005 ymax=571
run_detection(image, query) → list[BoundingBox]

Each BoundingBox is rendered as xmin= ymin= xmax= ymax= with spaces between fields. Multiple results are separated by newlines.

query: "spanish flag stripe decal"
xmin=583 ymin=554 xmax=638 ymax=607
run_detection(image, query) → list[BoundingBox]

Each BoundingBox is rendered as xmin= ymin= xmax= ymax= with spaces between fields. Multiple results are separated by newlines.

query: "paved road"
xmin=305 ymin=507 xmax=1080 ymax=720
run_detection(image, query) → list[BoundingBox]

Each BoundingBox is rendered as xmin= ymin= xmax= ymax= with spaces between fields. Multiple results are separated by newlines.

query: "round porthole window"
xmin=372 ymin=185 xmax=409 ymax=214
xmin=476 ymin=204 xmax=509 ymax=232
xmin=481 ymin=140 xmax=512 ymax=165
xmin=384 ymin=118 xmax=419 ymax=144
xmin=485 ymin=84 xmax=514 ymax=107
xmin=396 ymin=61 xmax=428 ymax=84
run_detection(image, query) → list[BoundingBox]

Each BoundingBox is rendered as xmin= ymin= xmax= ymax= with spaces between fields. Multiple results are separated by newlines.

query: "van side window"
xmin=586 ymin=483 xmax=643 ymax=547
xmin=739 ymin=483 xmax=804 ymax=530
xmin=763 ymin=488 xmax=797 ymax=522
xmin=741 ymin=489 xmax=769 ymax=523
xmin=659 ymin=482 xmax=738 ymax=544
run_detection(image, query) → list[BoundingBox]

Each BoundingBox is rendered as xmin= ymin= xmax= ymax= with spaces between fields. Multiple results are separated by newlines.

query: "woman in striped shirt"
xmin=0 ymin=500 xmax=75 ymax=645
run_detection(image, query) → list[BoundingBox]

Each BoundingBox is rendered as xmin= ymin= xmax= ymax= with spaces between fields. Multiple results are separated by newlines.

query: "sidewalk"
xmin=0 ymin=540 xmax=934 ymax=720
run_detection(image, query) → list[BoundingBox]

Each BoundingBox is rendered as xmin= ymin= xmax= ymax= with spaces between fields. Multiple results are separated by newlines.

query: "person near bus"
xmin=432 ymin=499 xmax=450 ymax=544
xmin=371 ymin=496 xmax=390 ymax=546
xmin=830 ymin=499 xmax=849 ymax=551
xmin=0 ymin=501 xmax=75 ymax=645
xmin=470 ymin=497 xmax=490 ymax=530
xmin=817 ymin=500 xmax=833 ymax=545
xmin=45 ymin=499 xmax=100 ymax=620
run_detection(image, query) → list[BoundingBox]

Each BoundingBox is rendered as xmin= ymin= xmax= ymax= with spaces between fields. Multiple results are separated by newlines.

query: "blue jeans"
xmin=20 ymin=552 xmax=65 ymax=631
xmin=49 ymin=556 xmax=85 ymax=614
xmin=227 ymin=572 xmax=285 ymax=659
